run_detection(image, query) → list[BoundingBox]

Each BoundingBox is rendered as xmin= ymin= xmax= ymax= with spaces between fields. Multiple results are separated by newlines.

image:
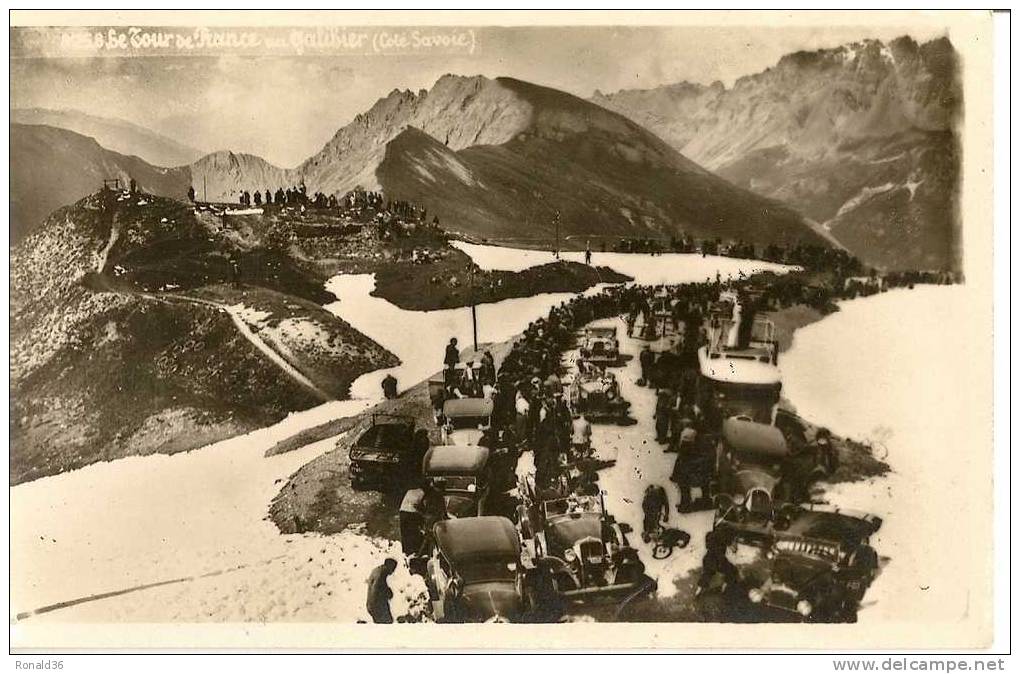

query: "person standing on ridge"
xmin=444 ymin=337 xmax=459 ymax=387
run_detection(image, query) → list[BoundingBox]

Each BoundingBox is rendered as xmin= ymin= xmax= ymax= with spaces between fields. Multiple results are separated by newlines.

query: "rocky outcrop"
xmin=188 ymin=150 xmax=297 ymax=203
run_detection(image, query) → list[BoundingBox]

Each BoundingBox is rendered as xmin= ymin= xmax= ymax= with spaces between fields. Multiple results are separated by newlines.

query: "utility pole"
xmin=203 ymin=174 xmax=207 ymax=203
xmin=553 ymin=210 xmax=560 ymax=259
xmin=469 ymin=263 xmax=478 ymax=352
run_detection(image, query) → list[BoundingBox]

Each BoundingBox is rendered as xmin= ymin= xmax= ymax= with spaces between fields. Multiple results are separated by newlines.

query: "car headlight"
xmin=748 ymin=588 xmax=764 ymax=603
xmin=564 ymin=549 xmax=577 ymax=563
xmin=796 ymin=600 xmax=813 ymax=617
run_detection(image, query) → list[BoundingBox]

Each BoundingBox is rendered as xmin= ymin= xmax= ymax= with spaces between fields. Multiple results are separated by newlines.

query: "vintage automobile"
xmin=422 ymin=444 xmax=492 ymax=518
xmin=428 ymin=363 xmax=493 ymax=428
xmin=578 ymin=325 xmax=620 ymax=366
xmin=715 ymin=418 xmax=792 ymax=518
xmin=423 ymin=516 xmax=527 ymax=623
xmin=720 ymin=504 xmax=882 ymax=622
xmin=698 ymin=294 xmax=781 ymax=425
xmin=427 ymin=361 xmax=485 ymax=401
xmin=349 ymin=414 xmax=430 ymax=490
xmin=442 ymin=396 xmax=494 ymax=429
xmin=516 ymin=491 xmax=651 ymax=602
xmin=567 ymin=362 xmax=631 ymax=423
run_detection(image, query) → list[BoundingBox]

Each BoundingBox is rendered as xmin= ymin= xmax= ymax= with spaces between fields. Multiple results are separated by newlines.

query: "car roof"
xmin=782 ymin=510 xmax=876 ymax=543
xmin=700 ymin=350 xmax=782 ymax=385
xmin=434 ymin=516 xmax=520 ymax=563
xmin=723 ymin=418 xmax=789 ymax=458
xmin=423 ymin=445 xmax=490 ymax=475
xmin=442 ymin=398 xmax=494 ymax=418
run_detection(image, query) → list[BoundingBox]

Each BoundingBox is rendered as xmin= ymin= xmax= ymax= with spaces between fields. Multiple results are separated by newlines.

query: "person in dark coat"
xmin=639 ymin=345 xmax=655 ymax=386
xmin=670 ymin=423 xmax=696 ymax=495
xmin=641 ymin=484 xmax=669 ymax=542
xmin=443 ymin=337 xmax=459 ymax=387
xmin=381 ymin=373 xmax=398 ymax=399
xmin=696 ymin=528 xmax=739 ymax=597
xmin=654 ymin=389 xmax=673 ymax=443
xmin=480 ymin=350 xmax=496 ymax=386
xmin=366 ymin=558 xmax=397 ymax=623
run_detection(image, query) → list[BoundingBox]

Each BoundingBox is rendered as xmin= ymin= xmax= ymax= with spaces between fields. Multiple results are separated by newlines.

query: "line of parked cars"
xmin=696 ymin=288 xmax=883 ymax=622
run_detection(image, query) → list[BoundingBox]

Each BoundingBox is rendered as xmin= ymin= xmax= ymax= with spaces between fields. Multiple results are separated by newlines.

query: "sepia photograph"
xmin=6 ymin=8 xmax=1006 ymax=658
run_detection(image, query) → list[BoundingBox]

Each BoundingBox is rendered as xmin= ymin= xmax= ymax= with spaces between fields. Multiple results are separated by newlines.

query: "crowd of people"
xmin=369 ymin=253 xmax=960 ymax=621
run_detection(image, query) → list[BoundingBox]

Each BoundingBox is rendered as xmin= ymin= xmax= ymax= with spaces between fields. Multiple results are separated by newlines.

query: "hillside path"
xmin=160 ymin=292 xmax=333 ymax=402
xmin=93 ymin=273 xmax=333 ymax=402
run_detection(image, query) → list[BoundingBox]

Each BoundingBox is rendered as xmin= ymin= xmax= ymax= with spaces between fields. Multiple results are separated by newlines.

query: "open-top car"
xmin=442 ymin=397 xmax=494 ymax=429
xmin=422 ymin=516 xmax=527 ymax=623
xmin=567 ymin=361 xmax=631 ymax=423
xmin=422 ymin=444 xmax=492 ymax=518
xmin=579 ymin=325 xmax=620 ymax=366
xmin=349 ymin=414 xmax=430 ymax=490
xmin=716 ymin=504 xmax=882 ymax=622
xmin=516 ymin=491 xmax=650 ymax=602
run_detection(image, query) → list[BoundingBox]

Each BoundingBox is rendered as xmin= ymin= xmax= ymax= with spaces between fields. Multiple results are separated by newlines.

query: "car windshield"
xmin=358 ymin=424 xmax=411 ymax=450
xmin=458 ymin=559 xmax=517 ymax=584
xmin=432 ymin=475 xmax=478 ymax=492
xmin=443 ymin=494 xmax=478 ymax=518
xmin=546 ymin=515 xmax=602 ymax=556
xmin=714 ymin=384 xmax=779 ymax=423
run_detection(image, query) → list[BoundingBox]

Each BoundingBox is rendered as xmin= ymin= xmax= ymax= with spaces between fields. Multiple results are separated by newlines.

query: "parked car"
xmin=349 ymin=414 xmax=430 ymax=490
xmin=423 ymin=516 xmax=527 ymax=623
xmin=731 ymin=504 xmax=883 ymax=622
xmin=715 ymin=417 xmax=792 ymax=518
xmin=567 ymin=362 xmax=631 ymax=423
xmin=579 ymin=326 xmax=620 ymax=366
xmin=698 ymin=292 xmax=781 ymax=424
xmin=442 ymin=397 xmax=494 ymax=429
xmin=428 ymin=362 xmax=486 ymax=406
xmin=422 ymin=445 xmax=492 ymax=518
xmin=517 ymin=492 xmax=651 ymax=602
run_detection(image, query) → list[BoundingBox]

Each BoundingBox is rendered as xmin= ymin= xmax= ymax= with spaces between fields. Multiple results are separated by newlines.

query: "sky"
xmin=10 ymin=24 xmax=948 ymax=167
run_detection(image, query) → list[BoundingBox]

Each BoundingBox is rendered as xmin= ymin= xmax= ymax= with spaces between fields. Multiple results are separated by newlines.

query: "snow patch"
xmin=451 ymin=241 xmax=797 ymax=285
xmin=834 ymin=182 xmax=898 ymax=219
xmin=781 ymin=286 xmax=988 ymax=625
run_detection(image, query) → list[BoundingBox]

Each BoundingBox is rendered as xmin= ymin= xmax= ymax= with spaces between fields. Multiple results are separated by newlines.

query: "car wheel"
xmin=652 ymin=543 xmax=672 ymax=560
xmin=850 ymin=545 xmax=879 ymax=587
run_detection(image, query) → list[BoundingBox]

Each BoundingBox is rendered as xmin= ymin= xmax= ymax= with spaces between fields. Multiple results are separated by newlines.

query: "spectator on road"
xmin=366 ymin=558 xmax=397 ymax=624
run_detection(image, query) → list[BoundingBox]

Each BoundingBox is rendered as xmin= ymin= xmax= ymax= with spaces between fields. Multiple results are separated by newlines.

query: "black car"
xmin=349 ymin=414 xmax=429 ymax=490
xmin=729 ymin=504 xmax=882 ymax=622
xmin=423 ymin=516 xmax=527 ymax=623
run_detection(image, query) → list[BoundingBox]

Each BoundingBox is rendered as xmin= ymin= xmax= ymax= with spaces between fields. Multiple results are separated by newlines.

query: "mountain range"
xmin=10 ymin=36 xmax=962 ymax=268
xmin=11 ymin=74 xmax=830 ymax=252
xmin=591 ymin=36 xmax=961 ymax=271
xmin=10 ymin=123 xmax=192 ymax=243
xmin=11 ymin=108 xmax=206 ymax=166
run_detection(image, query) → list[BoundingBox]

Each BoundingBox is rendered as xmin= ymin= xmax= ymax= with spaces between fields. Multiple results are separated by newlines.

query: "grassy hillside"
xmin=9 ymin=123 xmax=190 ymax=243
xmin=10 ymin=192 xmax=397 ymax=484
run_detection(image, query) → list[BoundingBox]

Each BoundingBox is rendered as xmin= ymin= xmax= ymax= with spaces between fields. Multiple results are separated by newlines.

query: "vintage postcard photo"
xmin=7 ymin=9 xmax=1000 ymax=653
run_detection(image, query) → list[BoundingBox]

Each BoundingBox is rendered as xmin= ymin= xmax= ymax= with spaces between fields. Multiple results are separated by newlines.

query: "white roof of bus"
xmin=698 ymin=347 xmax=782 ymax=386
